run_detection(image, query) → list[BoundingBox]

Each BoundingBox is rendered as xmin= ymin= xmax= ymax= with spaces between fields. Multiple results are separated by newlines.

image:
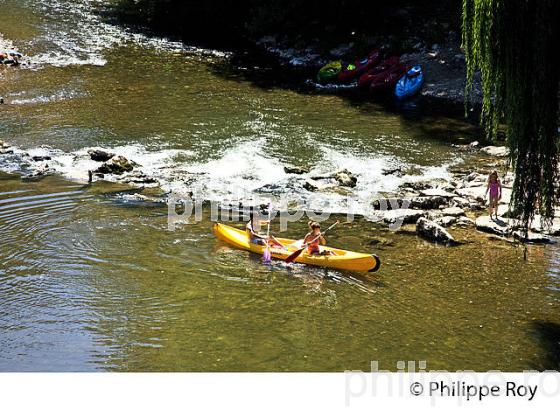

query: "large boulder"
xmin=416 ymin=217 xmax=457 ymax=244
xmin=334 ymin=169 xmax=357 ymax=187
xmin=480 ymin=146 xmax=509 ymax=157
xmin=475 ymin=216 xmax=513 ymax=235
xmin=96 ymin=155 xmax=135 ymax=175
xmin=88 ymin=148 xmax=115 ymax=162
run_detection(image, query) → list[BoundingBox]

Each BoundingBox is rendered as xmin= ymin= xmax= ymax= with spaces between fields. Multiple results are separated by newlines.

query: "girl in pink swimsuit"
xmin=485 ymin=170 xmax=502 ymax=219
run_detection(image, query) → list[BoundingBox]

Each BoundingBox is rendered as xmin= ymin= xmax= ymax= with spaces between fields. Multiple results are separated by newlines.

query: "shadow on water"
xmin=531 ymin=321 xmax=560 ymax=370
xmin=208 ymin=51 xmax=483 ymax=146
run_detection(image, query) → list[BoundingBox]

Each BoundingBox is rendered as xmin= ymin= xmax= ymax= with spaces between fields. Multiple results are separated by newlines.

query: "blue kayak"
xmin=395 ymin=66 xmax=424 ymax=99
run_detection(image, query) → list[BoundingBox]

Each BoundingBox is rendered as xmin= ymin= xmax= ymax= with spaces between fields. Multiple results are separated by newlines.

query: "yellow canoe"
xmin=213 ymin=223 xmax=381 ymax=273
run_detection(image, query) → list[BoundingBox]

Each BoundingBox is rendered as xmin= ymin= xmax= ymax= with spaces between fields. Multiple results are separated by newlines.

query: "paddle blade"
xmin=263 ymin=247 xmax=271 ymax=263
xmin=285 ymin=247 xmax=304 ymax=264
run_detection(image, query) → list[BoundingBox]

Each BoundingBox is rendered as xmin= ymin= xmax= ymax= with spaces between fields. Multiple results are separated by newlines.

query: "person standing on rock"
xmin=485 ymin=170 xmax=502 ymax=220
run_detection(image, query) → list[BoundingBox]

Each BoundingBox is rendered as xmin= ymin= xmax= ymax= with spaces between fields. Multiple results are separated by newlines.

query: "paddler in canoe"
xmin=214 ymin=222 xmax=381 ymax=272
xmin=246 ymin=213 xmax=286 ymax=249
xmin=303 ymin=220 xmax=333 ymax=256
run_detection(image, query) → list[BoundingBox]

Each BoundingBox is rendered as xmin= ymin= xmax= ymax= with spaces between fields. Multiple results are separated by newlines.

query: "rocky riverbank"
xmin=1 ymin=137 xmax=554 ymax=246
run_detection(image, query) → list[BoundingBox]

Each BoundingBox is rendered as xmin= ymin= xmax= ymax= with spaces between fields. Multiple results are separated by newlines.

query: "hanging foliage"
xmin=462 ymin=0 xmax=560 ymax=230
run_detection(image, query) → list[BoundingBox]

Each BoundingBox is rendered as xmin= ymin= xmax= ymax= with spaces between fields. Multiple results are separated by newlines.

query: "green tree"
xmin=462 ymin=0 xmax=560 ymax=230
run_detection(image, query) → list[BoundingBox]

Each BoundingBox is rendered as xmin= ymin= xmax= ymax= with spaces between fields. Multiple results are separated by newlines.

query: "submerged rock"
xmin=117 ymin=171 xmax=157 ymax=184
xmin=22 ymin=163 xmax=50 ymax=180
xmin=31 ymin=155 xmax=51 ymax=162
xmin=383 ymin=209 xmax=425 ymax=225
xmin=284 ymin=165 xmax=309 ymax=175
xmin=382 ymin=167 xmax=404 ymax=177
xmin=416 ymin=217 xmax=456 ymax=244
xmin=95 ymin=155 xmax=135 ymax=175
xmin=88 ymin=148 xmax=115 ymax=162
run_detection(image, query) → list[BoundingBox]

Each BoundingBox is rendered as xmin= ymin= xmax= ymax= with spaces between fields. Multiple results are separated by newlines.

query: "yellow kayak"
xmin=213 ymin=223 xmax=381 ymax=273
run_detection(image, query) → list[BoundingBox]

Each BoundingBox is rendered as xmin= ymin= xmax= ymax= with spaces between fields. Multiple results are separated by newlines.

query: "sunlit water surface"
xmin=1 ymin=0 xmax=559 ymax=371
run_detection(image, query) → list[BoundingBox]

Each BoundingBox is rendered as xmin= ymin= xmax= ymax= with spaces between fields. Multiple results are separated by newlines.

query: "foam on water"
xmin=1 ymin=137 xmax=460 ymax=217
xmin=18 ymin=0 xmax=231 ymax=69
xmin=10 ymin=88 xmax=87 ymax=105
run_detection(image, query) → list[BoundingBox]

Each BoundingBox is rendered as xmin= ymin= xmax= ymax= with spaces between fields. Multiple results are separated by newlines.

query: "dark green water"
xmin=1 ymin=0 xmax=559 ymax=371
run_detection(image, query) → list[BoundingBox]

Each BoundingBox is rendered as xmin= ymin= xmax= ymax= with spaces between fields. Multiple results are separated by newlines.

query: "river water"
xmin=1 ymin=0 xmax=559 ymax=371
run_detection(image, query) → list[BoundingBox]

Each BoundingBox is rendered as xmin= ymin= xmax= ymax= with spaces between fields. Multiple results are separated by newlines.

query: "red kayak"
xmin=337 ymin=50 xmax=381 ymax=83
xmin=357 ymin=56 xmax=400 ymax=88
xmin=369 ymin=63 xmax=408 ymax=93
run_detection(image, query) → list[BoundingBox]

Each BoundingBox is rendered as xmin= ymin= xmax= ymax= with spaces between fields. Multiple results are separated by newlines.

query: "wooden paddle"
xmin=285 ymin=220 xmax=339 ymax=263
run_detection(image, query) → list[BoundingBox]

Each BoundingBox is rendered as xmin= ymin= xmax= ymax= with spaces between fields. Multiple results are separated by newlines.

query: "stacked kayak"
xmin=337 ymin=50 xmax=381 ymax=83
xmin=315 ymin=49 xmax=424 ymax=98
xmin=357 ymin=56 xmax=401 ymax=88
xmin=395 ymin=65 xmax=424 ymax=99
xmin=317 ymin=60 xmax=342 ymax=84
xmin=369 ymin=63 xmax=408 ymax=93
xmin=214 ymin=223 xmax=381 ymax=273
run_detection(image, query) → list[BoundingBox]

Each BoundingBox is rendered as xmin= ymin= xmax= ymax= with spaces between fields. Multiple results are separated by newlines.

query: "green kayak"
xmin=317 ymin=60 xmax=342 ymax=84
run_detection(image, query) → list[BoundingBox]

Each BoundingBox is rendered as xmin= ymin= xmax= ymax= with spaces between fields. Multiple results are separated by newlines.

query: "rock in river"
xmin=32 ymin=155 xmax=51 ymax=161
xmin=410 ymin=195 xmax=449 ymax=209
xmin=383 ymin=209 xmax=425 ymax=225
xmin=480 ymin=146 xmax=509 ymax=157
xmin=284 ymin=165 xmax=309 ymax=175
xmin=334 ymin=169 xmax=357 ymax=188
xmin=96 ymin=155 xmax=135 ymax=175
xmin=88 ymin=148 xmax=115 ymax=162
xmin=475 ymin=215 xmax=513 ymax=236
xmin=442 ymin=206 xmax=465 ymax=217
xmin=433 ymin=216 xmax=457 ymax=227
xmin=416 ymin=217 xmax=456 ymax=244
xmin=303 ymin=179 xmax=319 ymax=192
